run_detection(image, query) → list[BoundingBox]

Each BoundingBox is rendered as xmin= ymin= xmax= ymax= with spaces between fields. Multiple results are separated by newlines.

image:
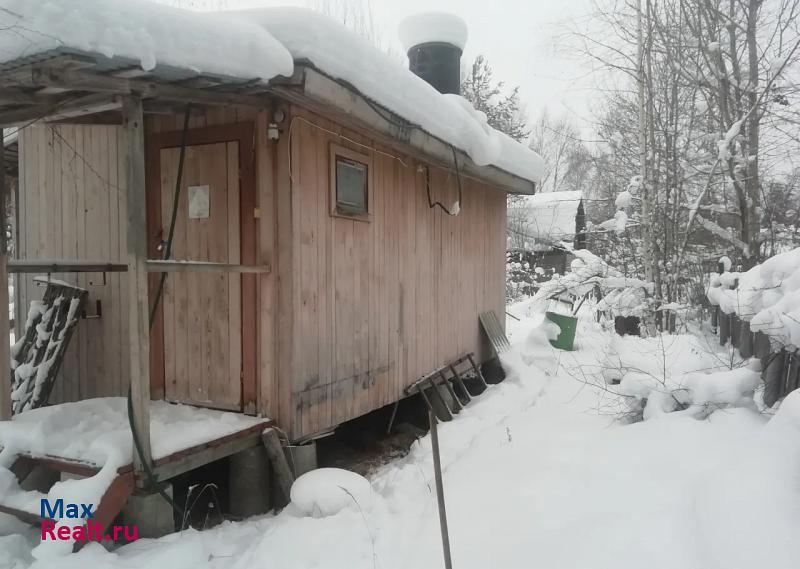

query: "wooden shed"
xmin=0 ymin=4 xmax=543 ymax=469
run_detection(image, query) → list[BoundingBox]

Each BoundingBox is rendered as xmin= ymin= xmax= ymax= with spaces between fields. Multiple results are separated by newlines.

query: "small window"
xmin=336 ymin=157 xmax=368 ymax=214
xmin=330 ymin=143 xmax=372 ymax=221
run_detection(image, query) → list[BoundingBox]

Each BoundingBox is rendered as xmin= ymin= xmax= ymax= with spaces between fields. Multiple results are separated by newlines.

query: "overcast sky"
xmin=229 ymin=0 xmax=598 ymax=136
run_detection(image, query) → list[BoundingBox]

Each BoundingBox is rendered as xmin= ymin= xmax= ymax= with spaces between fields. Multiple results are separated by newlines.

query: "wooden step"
xmin=0 ymin=454 xmax=135 ymax=551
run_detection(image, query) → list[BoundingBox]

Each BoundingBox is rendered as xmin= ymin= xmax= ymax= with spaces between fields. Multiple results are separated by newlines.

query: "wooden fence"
xmin=715 ymin=310 xmax=800 ymax=407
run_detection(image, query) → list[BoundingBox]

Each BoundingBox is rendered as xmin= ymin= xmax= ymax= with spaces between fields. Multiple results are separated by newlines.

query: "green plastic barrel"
xmin=545 ymin=311 xmax=578 ymax=351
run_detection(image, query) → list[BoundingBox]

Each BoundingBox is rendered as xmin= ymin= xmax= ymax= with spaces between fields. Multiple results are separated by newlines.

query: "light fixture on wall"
xmin=268 ymin=108 xmax=286 ymax=141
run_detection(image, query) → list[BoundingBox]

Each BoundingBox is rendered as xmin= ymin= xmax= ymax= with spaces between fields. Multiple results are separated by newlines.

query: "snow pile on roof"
xmin=0 ymin=0 xmax=293 ymax=80
xmin=290 ymin=468 xmax=372 ymax=517
xmin=232 ymin=8 xmax=544 ymax=184
xmin=398 ymin=12 xmax=469 ymax=51
xmin=509 ymin=191 xmax=583 ymax=247
xmin=707 ymin=247 xmax=800 ymax=349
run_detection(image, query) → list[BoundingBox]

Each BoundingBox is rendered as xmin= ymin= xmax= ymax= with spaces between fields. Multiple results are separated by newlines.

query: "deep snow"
xmin=2 ymin=307 xmax=799 ymax=568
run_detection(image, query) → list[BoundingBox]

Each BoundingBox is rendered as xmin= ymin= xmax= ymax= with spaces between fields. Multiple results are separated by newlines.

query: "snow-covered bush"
xmin=707 ymin=247 xmax=800 ymax=350
xmin=598 ymin=331 xmax=760 ymax=421
xmin=505 ymin=249 xmax=560 ymax=302
xmin=528 ymin=249 xmax=652 ymax=319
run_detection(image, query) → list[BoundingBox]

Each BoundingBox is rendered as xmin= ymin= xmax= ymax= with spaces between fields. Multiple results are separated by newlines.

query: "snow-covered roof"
xmin=707 ymin=247 xmax=800 ymax=350
xmin=0 ymin=2 xmax=544 ymax=186
xmin=231 ymin=8 xmax=543 ymax=185
xmin=0 ymin=0 xmax=293 ymax=82
xmin=510 ymin=191 xmax=583 ymax=245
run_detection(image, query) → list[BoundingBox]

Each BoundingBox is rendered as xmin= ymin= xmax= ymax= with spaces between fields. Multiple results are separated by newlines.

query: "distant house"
xmin=507 ymin=191 xmax=586 ymax=290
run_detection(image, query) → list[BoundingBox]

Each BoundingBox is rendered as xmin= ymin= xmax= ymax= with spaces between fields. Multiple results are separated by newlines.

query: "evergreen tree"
xmin=461 ymin=55 xmax=529 ymax=142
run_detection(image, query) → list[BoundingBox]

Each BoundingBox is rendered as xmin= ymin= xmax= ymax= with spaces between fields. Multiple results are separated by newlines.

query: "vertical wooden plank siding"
xmin=286 ymin=107 xmax=507 ymax=439
xmin=15 ymin=104 xmax=508 ymax=442
xmin=17 ymin=107 xmax=273 ymax=410
xmin=16 ymin=124 xmax=130 ymax=403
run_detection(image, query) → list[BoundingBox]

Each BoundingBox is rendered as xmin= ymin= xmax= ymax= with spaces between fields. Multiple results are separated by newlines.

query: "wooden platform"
xmin=4 ymin=419 xmax=272 ymax=485
xmin=0 ymin=399 xmax=273 ymax=540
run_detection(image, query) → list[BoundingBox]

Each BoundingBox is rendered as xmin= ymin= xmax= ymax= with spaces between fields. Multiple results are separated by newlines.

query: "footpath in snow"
xmin=2 ymin=308 xmax=799 ymax=569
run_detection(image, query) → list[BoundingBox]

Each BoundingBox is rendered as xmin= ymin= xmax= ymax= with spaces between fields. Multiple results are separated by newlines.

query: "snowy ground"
xmin=2 ymin=303 xmax=799 ymax=569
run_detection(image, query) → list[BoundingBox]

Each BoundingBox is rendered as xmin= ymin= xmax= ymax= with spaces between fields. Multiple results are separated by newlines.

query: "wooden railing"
xmin=8 ymin=259 xmax=270 ymax=274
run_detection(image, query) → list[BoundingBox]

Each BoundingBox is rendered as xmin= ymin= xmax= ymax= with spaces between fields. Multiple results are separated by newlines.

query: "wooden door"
xmin=159 ymin=142 xmax=242 ymax=410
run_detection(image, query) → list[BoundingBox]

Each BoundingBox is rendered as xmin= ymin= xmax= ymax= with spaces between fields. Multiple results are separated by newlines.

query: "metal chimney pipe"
xmin=399 ymin=13 xmax=468 ymax=95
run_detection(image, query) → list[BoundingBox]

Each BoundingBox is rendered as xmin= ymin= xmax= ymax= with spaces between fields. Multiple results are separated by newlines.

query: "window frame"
xmin=329 ymin=143 xmax=372 ymax=222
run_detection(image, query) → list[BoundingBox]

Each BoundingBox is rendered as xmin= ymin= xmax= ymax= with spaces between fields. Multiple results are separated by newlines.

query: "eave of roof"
xmin=273 ymin=63 xmax=536 ymax=194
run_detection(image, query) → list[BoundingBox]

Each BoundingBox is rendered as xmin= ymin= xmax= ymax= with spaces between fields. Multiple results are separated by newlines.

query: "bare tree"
xmin=528 ymin=112 xmax=591 ymax=194
xmin=569 ymin=0 xmax=800 ymax=330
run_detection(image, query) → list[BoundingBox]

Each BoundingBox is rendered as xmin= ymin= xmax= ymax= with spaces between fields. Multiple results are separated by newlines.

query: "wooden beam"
xmin=0 ymin=90 xmax=42 ymax=105
xmin=0 ymin=138 xmax=10 ymax=420
xmin=0 ymin=92 xmax=119 ymax=126
xmin=0 ymin=104 xmax=56 ymax=127
xmin=145 ymin=260 xmax=270 ymax=274
xmin=123 ymin=95 xmax=152 ymax=475
xmin=8 ymin=259 xmax=128 ymax=273
xmin=30 ymin=67 xmax=269 ymax=108
xmin=151 ymin=423 xmax=269 ymax=481
xmin=45 ymin=93 xmax=122 ymax=121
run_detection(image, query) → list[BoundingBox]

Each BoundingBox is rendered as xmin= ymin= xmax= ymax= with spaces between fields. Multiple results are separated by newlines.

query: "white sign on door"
xmin=188 ymin=185 xmax=210 ymax=219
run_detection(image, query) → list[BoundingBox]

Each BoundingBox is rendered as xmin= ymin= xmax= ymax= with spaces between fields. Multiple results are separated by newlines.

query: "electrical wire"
xmin=424 ymin=145 xmax=463 ymax=216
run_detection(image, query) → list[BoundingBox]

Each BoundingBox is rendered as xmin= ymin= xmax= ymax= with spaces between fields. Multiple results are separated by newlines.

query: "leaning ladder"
xmin=405 ymin=353 xmax=489 ymax=421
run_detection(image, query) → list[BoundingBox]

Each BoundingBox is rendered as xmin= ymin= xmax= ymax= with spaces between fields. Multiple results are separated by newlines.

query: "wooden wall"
xmin=15 ymin=103 xmax=508 ymax=441
xmin=15 ymin=106 xmax=279 ymax=415
xmin=16 ymin=125 xmax=130 ymax=402
xmin=147 ymin=106 xmax=277 ymax=420
xmin=285 ymin=106 xmax=507 ymax=438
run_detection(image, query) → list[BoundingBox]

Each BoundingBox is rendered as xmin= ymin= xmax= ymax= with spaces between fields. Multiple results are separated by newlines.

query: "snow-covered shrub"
xmin=602 ymin=330 xmax=761 ymax=421
xmin=529 ymin=249 xmax=652 ymax=319
xmin=707 ymin=247 xmax=800 ymax=350
xmin=505 ymin=249 xmax=559 ymax=302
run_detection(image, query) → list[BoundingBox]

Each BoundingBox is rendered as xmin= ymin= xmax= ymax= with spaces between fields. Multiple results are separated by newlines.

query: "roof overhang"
xmin=0 ymin=51 xmax=274 ymax=125
xmin=271 ymin=64 xmax=535 ymax=194
xmin=0 ymin=52 xmax=535 ymax=194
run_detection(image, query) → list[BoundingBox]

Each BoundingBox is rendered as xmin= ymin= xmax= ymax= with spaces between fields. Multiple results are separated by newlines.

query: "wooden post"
xmin=0 ymin=135 xmax=11 ymax=420
xmin=429 ymin=410 xmax=453 ymax=569
xmin=123 ymin=96 xmax=152 ymax=472
xmin=261 ymin=427 xmax=295 ymax=507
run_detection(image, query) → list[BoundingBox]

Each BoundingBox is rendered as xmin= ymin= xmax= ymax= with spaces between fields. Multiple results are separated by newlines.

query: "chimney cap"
xmin=398 ymin=12 xmax=468 ymax=52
